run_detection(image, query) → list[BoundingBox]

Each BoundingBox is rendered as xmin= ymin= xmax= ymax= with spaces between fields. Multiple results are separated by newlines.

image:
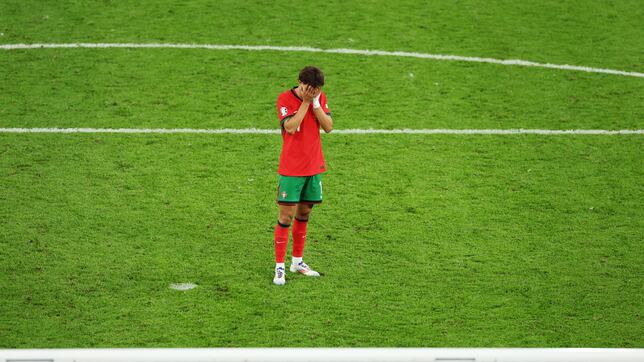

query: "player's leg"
xmin=273 ymin=204 xmax=295 ymax=285
xmin=292 ymin=202 xmax=313 ymax=264
xmin=290 ymin=174 xmax=323 ymax=277
xmin=275 ymin=204 xmax=296 ymax=266
xmin=290 ymin=203 xmax=319 ymax=276
xmin=273 ymin=175 xmax=304 ymax=285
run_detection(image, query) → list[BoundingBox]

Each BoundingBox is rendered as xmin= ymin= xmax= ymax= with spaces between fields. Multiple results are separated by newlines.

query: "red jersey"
xmin=276 ymin=87 xmax=331 ymax=176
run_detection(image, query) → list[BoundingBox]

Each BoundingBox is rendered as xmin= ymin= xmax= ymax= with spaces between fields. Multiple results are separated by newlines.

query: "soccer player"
xmin=272 ymin=66 xmax=333 ymax=286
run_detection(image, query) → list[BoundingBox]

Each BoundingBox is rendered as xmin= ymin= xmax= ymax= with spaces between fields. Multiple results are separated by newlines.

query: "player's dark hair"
xmin=298 ymin=66 xmax=325 ymax=88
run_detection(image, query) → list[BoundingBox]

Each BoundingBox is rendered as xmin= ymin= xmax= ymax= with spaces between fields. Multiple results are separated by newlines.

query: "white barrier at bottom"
xmin=0 ymin=348 xmax=643 ymax=362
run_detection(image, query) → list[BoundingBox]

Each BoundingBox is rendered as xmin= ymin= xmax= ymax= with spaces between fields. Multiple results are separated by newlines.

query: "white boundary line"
xmin=2 ymin=43 xmax=643 ymax=78
xmin=0 ymin=128 xmax=642 ymax=135
xmin=1 ymin=348 xmax=643 ymax=362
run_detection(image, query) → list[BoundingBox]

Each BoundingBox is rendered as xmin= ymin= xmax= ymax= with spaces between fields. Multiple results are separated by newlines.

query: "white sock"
xmin=276 ymin=262 xmax=285 ymax=270
xmin=292 ymin=257 xmax=302 ymax=266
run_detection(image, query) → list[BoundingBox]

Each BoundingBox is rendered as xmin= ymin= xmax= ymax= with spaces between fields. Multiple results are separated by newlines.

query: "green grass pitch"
xmin=0 ymin=0 xmax=642 ymax=347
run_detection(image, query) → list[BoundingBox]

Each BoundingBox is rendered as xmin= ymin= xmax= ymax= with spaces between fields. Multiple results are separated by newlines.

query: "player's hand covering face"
xmin=300 ymin=84 xmax=320 ymax=102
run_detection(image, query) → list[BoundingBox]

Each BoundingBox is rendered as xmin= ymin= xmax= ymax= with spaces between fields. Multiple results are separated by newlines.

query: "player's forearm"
xmin=314 ymin=108 xmax=333 ymax=133
xmin=284 ymin=101 xmax=310 ymax=134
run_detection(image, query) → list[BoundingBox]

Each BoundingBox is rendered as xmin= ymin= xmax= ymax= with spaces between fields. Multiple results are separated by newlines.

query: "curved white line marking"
xmin=1 ymin=128 xmax=642 ymax=135
xmin=1 ymin=43 xmax=642 ymax=78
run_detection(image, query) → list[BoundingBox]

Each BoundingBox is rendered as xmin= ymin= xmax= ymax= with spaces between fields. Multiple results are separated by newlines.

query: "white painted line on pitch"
xmin=1 ymin=43 xmax=643 ymax=78
xmin=169 ymin=283 xmax=197 ymax=291
xmin=0 ymin=127 xmax=280 ymax=134
xmin=1 ymin=348 xmax=643 ymax=362
xmin=1 ymin=128 xmax=642 ymax=135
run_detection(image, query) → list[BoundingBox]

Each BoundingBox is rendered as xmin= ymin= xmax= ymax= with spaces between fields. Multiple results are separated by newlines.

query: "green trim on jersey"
xmin=277 ymin=174 xmax=323 ymax=204
xmin=280 ymin=115 xmax=293 ymax=125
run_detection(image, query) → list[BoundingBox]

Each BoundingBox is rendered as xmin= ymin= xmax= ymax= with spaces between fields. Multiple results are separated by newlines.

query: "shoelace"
xmin=276 ymin=268 xmax=284 ymax=278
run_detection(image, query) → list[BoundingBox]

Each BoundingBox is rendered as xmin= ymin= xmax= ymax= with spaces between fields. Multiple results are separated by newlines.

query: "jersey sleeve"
xmin=320 ymin=92 xmax=331 ymax=115
xmin=277 ymin=94 xmax=297 ymax=124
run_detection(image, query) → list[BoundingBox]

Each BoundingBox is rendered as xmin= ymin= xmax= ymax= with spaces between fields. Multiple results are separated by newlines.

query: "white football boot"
xmin=273 ymin=266 xmax=286 ymax=286
xmin=290 ymin=261 xmax=320 ymax=277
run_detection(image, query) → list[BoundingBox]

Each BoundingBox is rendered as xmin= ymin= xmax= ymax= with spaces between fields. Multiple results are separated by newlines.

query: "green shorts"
xmin=277 ymin=174 xmax=323 ymax=205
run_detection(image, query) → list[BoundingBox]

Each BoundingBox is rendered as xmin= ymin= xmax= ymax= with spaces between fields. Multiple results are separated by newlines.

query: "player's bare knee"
xmin=295 ymin=205 xmax=313 ymax=221
xmin=278 ymin=209 xmax=295 ymax=225
xmin=279 ymin=215 xmax=293 ymax=225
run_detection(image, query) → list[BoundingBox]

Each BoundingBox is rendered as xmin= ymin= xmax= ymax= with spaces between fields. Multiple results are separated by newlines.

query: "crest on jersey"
xmin=280 ymin=106 xmax=288 ymax=117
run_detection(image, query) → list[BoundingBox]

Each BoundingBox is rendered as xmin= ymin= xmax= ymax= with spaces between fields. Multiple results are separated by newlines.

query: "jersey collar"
xmin=290 ymin=86 xmax=303 ymax=101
